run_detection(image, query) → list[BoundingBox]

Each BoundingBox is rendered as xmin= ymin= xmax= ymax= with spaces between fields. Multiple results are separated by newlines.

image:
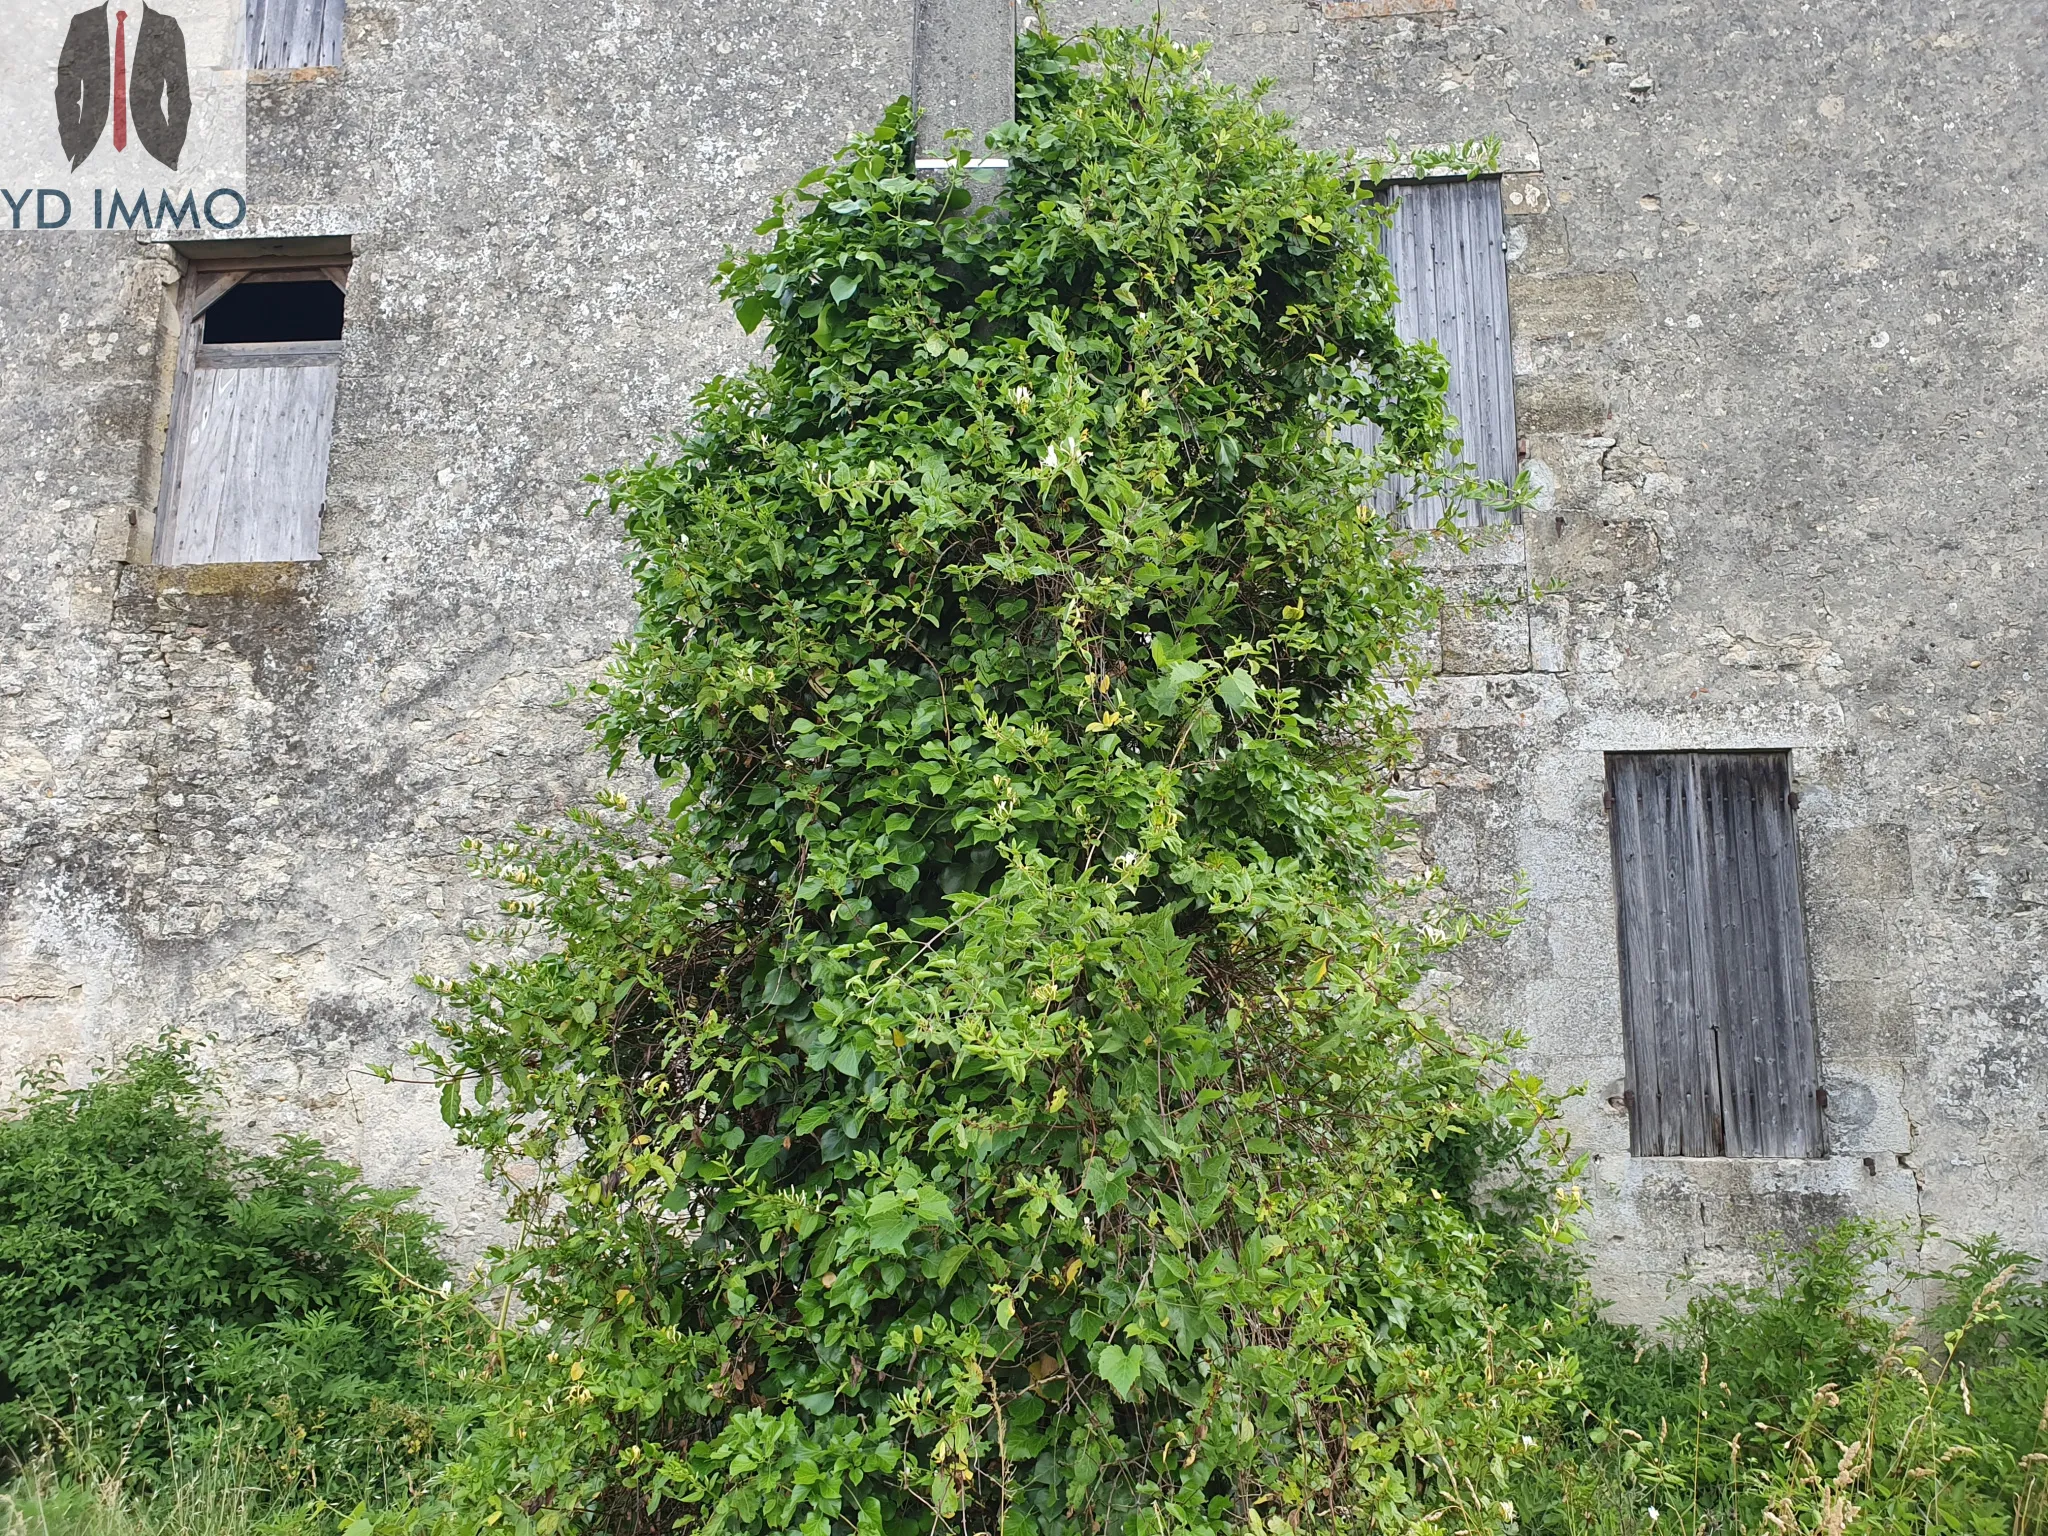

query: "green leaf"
xmin=1096 ymin=1343 xmax=1142 ymax=1400
xmin=1215 ymin=668 xmax=1258 ymax=714
xmin=830 ymin=274 xmax=860 ymax=304
xmin=868 ymin=1213 xmax=917 ymax=1253
xmin=936 ymin=1243 xmax=976 ymax=1284
xmin=734 ymin=294 xmax=769 ymax=333
xmin=794 ymin=1104 xmax=836 ymax=1135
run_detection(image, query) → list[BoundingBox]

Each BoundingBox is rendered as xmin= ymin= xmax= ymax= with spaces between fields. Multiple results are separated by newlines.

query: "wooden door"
xmin=1607 ymin=751 xmax=1825 ymax=1158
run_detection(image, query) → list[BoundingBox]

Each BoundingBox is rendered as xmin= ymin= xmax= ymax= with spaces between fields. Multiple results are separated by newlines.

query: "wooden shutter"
xmin=154 ymin=267 xmax=345 ymax=566
xmin=247 ymin=0 xmax=345 ymax=68
xmin=158 ymin=344 xmax=339 ymax=564
xmin=1344 ymin=177 xmax=1516 ymax=529
xmin=1607 ymin=751 xmax=1825 ymax=1158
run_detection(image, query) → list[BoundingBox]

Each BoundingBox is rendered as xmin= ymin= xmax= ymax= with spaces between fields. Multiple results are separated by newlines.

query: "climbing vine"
xmin=419 ymin=22 xmax=1571 ymax=1536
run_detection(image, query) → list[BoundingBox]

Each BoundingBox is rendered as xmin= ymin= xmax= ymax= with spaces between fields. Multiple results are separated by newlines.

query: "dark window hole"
xmin=203 ymin=279 xmax=345 ymax=344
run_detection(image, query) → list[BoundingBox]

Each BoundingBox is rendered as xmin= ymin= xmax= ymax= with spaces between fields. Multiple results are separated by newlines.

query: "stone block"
xmin=1528 ymin=514 xmax=1662 ymax=591
xmin=1504 ymin=211 xmax=1572 ymax=272
xmin=1813 ymin=977 xmax=1920 ymax=1060
xmin=1817 ymin=1061 xmax=1914 ymax=1156
xmin=1814 ymin=822 xmax=1914 ymax=902
xmin=1529 ymin=593 xmax=1569 ymax=672
xmin=1420 ymin=523 xmax=1527 ymax=573
xmin=1196 ymin=28 xmax=1313 ymax=89
xmin=1581 ymin=1155 xmax=1922 ymax=1327
xmin=1500 ymin=172 xmax=1548 ymax=216
xmin=1507 ymin=272 xmax=1645 ymax=342
xmin=1222 ymin=3 xmax=1308 ymax=36
xmin=1516 ymin=377 xmax=1610 ymax=434
xmin=1322 ymin=0 xmax=1455 ymax=17
xmin=1801 ymin=897 xmax=1908 ymax=1002
xmin=1441 ymin=600 xmax=1531 ymax=675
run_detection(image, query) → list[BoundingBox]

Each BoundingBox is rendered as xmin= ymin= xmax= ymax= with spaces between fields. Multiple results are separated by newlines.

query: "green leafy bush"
xmin=0 ymin=1043 xmax=453 ymax=1509
xmin=1571 ymin=1221 xmax=1897 ymax=1459
xmin=414 ymin=19 xmax=1571 ymax=1536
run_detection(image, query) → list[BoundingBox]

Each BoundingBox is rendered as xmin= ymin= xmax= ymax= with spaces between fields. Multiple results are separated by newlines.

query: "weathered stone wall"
xmin=3 ymin=0 xmax=2042 ymax=1312
xmin=1059 ymin=0 xmax=2047 ymax=1318
xmin=1 ymin=0 xmax=908 ymax=1255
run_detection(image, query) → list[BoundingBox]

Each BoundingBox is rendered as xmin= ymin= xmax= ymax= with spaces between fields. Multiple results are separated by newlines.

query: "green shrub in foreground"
xmin=414 ymin=20 xmax=1575 ymax=1536
xmin=0 ymin=1044 xmax=455 ymax=1511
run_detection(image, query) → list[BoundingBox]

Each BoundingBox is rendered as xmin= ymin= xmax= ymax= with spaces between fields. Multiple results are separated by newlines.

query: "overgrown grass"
xmin=0 ymin=1434 xmax=317 ymax=1536
xmin=1514 ymin=1223 xmax=2048 ymax=1535
xmin=12 ymin=1054 xmax=2048 ymax=1536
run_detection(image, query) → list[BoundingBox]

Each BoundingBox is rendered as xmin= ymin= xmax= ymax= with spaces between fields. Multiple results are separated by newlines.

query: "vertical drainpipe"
xmin=911 ymin=0 xmax=1018 ymax=206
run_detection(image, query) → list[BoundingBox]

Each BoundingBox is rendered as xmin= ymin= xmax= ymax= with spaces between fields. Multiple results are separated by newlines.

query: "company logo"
xmin=56 ymin=4 xmax=189 ymax=170
xmin=2 ymin=0 xmax=243 ymax=230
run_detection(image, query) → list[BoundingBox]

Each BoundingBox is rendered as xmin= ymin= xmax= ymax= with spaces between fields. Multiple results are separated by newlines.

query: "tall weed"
xmin=0 ymin=1430 xmax=314 ymax=1536
xmin=1517 ymin=1223 xmax=2048 ymax=1534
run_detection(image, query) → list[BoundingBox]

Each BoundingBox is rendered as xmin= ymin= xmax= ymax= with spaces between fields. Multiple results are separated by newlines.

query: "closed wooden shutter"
xmin=158 ymin=342 xmax=339 ymax=564
xmin=247 ymin=0 xmax=346 ymax=68
xmin=1343 ymin=177 xmax=1517 ymax=529
xmin=154 ymin=264 xmax=347 ymax=566
xmin=1607 ymin=751 xmax=1825 ymax=1158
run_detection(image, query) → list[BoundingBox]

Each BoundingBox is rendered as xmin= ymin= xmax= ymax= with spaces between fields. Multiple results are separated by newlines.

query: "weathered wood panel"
xmin=158 ymin=355 xmax=338 ymax=565
xmin=246 ymin=0 xmax=345 ymax=68
xmin=1607 ymin=751 xmax=1825 ymax=1158
xmin=1342 ymin=177 xmax=1517 ymax=529
xmin=196 ymin=339 xmax=345 ymax=369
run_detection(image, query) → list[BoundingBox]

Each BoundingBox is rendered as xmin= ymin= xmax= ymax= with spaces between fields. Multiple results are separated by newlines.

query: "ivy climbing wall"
xmin=1 ymin=0 xmax=2041 ymax=1315
xmin=1059 ymin=0 xmax=2047 ymax=1318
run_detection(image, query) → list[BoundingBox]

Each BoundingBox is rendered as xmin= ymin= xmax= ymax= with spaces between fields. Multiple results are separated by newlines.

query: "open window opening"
xmin=202 ymin=279 xmax=345 ymax=344
xmin=154 ymin=240 xmax=352 ymax=566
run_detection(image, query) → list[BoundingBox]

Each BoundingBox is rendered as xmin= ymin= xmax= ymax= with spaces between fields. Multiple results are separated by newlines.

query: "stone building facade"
xmin=2 ymin=0 xmax=2041 ymax=1317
